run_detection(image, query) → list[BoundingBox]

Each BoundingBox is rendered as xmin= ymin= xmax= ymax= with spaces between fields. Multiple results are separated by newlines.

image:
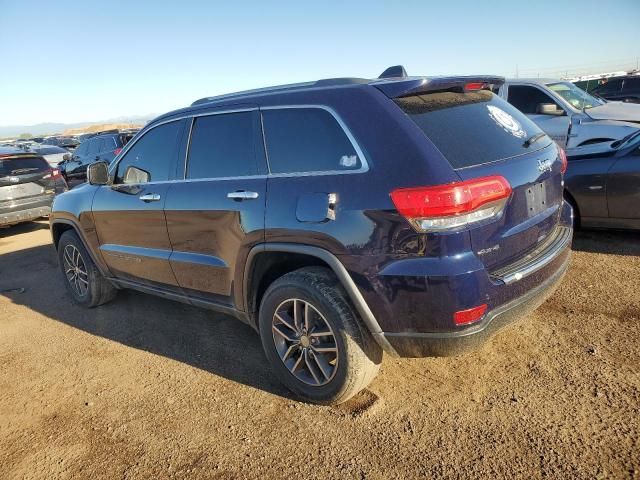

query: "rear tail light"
xmin=454 ymin=304 xmax=487 ymax=325
xmin=390 ymin=176 xmax=512 ymax=232
xmin=44 ymin=168 xmax=63 ymax=180
xmin=559 ymin=147 xmax=567 ymax=174
xmin=113 ymin=148 xmax=122 ymax=156
xmin=464 ymin=82 xmax=488 ymax=91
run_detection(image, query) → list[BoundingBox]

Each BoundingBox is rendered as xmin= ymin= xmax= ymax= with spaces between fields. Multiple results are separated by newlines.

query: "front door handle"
xmin=139 ymin=193 xmax=161 ymax=202
xmin=227 ymin=191 xmax=259 ymax=200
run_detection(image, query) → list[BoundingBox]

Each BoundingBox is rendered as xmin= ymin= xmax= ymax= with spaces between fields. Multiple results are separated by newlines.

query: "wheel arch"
xmin=50 ymin=219 xmax=110 ymax=276
xmin=242 ymin=243 xmax=397 ymax=355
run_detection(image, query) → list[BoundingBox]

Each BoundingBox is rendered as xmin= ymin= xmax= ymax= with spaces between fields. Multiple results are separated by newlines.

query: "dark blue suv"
xmin=49 ymin=67 xmax=572 ymax=404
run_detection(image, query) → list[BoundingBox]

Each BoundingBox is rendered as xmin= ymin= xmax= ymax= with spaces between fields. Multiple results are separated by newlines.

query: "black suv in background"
xmin=60 ymin=132 xmax=136 ymax=187
xmin=50 ymin=68 xmax=572 ymax=404
xmin=1 ymin=147 xmax=67 ymax=227
xmin=589 ymin=75 xmax=640 ymax=103
xmin=43 ymin=136 xmax=80 ymax=151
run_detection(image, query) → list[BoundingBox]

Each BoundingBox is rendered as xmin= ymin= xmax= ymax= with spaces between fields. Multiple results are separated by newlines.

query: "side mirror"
xmin=123 ymin=165 xmax=150 ymax=184
xmin=87 ymin=161 xmax=110 ymax=185
xmin=63 ymin=153 xmax=71 ymax=161
xmin=537 ymin=103 xmax=565 ymax=116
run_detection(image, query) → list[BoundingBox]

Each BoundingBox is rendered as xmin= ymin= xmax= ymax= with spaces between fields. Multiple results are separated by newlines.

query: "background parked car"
xmin=0 ymin=147 xmax=67 ymax=227
xmin=60 ymin=131 xmax=136 ymax=187
xmin=496 ymin=79 xmax=640 ymax=148
xmin=586 ymin=75 xmax=640 ymax=104
xmin=43 ymin=136 xmax=80 ymax=151
xmin=564 ymin=131 xmax=640 ymax=230
xmin=30 ymin=145 xmax=71 ymax=167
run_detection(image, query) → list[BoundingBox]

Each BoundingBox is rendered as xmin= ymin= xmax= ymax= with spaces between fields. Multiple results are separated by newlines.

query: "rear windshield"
xmin=0 ymin=156 xmax=49 ymax=175
xmin=395 ymin=91 xmax=550 ymax=169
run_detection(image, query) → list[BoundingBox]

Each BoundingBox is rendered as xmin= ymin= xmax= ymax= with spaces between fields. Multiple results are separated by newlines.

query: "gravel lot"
xmin=1 ymin=221 xmax=639 ymax=479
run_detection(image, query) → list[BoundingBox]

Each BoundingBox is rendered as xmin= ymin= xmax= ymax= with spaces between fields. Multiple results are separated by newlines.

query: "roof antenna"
xmin=378 ymin=65 xmax=408 ymax=79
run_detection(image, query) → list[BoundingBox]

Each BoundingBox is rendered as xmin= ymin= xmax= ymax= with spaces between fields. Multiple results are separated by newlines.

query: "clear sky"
xmin=1 ymin=0 xmax=639 ymax=126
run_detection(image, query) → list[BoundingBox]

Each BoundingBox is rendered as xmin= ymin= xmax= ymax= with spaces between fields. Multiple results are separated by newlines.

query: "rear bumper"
xmin=378 ymin=252 xmax=570 ymax=357
xmin=0 ymin=205 xmax=51 ymax=226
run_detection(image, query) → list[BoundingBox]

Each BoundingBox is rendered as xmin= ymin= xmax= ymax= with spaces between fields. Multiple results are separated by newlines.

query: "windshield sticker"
xmin=487 ymin=105 xmax=526 ymax=139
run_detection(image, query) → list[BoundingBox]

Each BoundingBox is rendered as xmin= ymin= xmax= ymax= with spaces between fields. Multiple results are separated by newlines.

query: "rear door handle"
xmin=227 ymin=191 xmax=259 ymax=200
xmin=139 ymin=193 xmax=161 ymax=202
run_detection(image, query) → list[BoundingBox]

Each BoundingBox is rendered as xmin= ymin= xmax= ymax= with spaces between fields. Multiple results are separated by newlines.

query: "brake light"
xmin=559 ymin=147 xmax=567 ymax=174
xmin=45 ymin=168 xmax=63 ymax=180
xmin=454 ymin=304 xmax=487 ymax=325
xmin=390 ymin=176 xmax=512 ymax=232
xmin=465 ymin=82 xmax=488 ymax=91
xmin=113 ymin=148 xmax=122 ymax=156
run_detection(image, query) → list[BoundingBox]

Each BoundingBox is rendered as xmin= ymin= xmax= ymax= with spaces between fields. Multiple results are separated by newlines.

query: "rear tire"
xmin=57 ymin=230 xmax=117 ymax=308
xmin=258 ymin=267 xmax=382 ymax=405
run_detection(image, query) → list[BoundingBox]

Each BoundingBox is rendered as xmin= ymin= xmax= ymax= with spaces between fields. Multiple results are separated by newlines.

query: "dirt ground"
xmin=0 ymin=221 xmax=638 ymax=479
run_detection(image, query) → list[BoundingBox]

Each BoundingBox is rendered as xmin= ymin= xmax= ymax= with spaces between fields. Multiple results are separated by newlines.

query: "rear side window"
xmin=623 ymin=78 xmax=640 ymax=91
xmin=115 ymin=121 xmax=183 ymax=184
xmin=395 ymin=91 xmax=549 ymax=169
xmin=507 ymin=85 xmax=561 ymax=114
xmin=0 ymin=156 xmax=49 ymax=175
xmin=262 ymin=108 xmax=361 ymax=174
xmin=186 ymin=112 xmax=257 ymax=179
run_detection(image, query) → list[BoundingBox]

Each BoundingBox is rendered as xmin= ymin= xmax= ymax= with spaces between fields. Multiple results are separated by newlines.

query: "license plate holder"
xmin=526 ymin=181 xmax=548 ymax=217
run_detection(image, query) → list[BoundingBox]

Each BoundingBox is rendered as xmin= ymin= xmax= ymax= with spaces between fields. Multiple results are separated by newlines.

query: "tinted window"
xmin=262 ymin=108 xmax=360 ymax=174
xmin=75 ymin=142 xmax=88 ymax=156
xmin=115 ymin=121 xmax=182 ymax=184
xmin=186 ymin=112 xmax=257 ymax=179
xmin=86 ymin=139 xmax=99 ymax=156
xmin=595 ymin=78 xmax=623 ymax=93
xmin=623 ymin=78 xmax=640 ymax=91
xmin=0 ymin=156 xmax=49 ymax=175
xmin=395 ymin=91 xmax=549 ymax=169
xmin=507 ymin=85 xmax=561 ymax=114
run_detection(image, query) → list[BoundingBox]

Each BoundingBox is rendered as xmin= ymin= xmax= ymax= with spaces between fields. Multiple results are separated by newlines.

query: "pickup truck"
xmin=496 ymin=78 xmax=640 ymax=148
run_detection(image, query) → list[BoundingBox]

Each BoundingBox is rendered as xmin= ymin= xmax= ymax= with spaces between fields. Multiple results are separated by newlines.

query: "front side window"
xmin=547 ymin=82 xmax=603 ymax=109
xmin=262 ymin=108 xmax=361 ymax=174
xmin=186 ymin=112 xmax=257 ymax=179
xmin=115 ymin=121 xmax=183 ymax=184
xmin=507 ymin=85 xmax=562 ymax=114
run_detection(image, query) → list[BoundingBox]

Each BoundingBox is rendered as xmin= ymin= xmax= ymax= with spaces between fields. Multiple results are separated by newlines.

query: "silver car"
xmin=497 ymin=78 xmax=640 ymax=148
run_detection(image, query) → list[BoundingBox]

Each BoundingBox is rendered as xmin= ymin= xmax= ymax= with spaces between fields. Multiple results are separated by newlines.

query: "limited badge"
xmin=487 ymin=105 xmax=526 ymax=139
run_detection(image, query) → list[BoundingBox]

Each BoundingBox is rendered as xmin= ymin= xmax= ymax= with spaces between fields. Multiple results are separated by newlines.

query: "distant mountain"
xmin=0 ymin=114 xmax=157 ymax=138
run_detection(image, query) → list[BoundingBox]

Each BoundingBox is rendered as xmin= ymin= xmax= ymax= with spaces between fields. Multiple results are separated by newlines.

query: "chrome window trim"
xmin=108 ymin=108 xmax=258 ymax=176
xmin=108 ymin=104 xmax=370 ymax=185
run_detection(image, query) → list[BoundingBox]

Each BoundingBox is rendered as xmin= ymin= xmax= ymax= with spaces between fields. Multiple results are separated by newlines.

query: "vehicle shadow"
xmin=0 ymin=220 xmax=49 ymax=238
xmin=572 ymin=229 xmax=640 ymax=256
xmin=0 ymin=242 xmax=294 ymax=401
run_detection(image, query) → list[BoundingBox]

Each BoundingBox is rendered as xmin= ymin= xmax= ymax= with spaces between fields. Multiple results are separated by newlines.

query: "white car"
xmin=31 ymin=145 xmax=71 ymax=167
xmin=497 ymin=79 xmax=640 ymax=148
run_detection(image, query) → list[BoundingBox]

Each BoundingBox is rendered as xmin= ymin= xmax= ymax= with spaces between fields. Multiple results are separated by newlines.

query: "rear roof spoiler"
xmin=371 ymin=76 xmax=505 ymax=99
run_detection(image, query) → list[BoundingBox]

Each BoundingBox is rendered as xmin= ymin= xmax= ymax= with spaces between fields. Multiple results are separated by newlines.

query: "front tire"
xmin=258 ymin=267 xmax=382 ymax=405
xmin=57 ymin=230 xmax=117 ymax=308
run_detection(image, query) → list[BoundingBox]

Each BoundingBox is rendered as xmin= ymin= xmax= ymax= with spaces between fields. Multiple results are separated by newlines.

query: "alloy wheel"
xmin=271 ymin=298 xmax=339 ymax=386
xmin=63 ymin=244 xmax=89 ymax=297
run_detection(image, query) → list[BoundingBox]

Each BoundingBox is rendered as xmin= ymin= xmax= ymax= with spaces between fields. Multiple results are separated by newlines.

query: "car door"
xmin=506 ymin=84 xmax=571 ymax=147
xmin=92 ymin=119 xmax=187 ymax=289
xmin=565 ymin=152 xmax=615 ymax=219
xmin=66 ymin=140 xmax=90 ymax=186
xmin=164 ymin=108 xmax=267 ymax=307
xmin=606 ymin=147 xmax=640 ymax=221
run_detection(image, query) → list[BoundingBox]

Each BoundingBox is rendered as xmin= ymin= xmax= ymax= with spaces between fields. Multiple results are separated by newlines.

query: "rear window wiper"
xmin=522 ymin=132 xmax=547 ymax=148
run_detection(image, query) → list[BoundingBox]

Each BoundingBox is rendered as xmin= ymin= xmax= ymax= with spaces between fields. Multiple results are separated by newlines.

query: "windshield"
xmin=547 ymin=82 xmax=604 ymax=110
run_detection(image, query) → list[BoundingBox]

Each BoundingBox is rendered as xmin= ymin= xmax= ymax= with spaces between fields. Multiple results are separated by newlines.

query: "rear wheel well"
xmin=247 ymin=252 xmax=332 ymax=326
xmin=51 ymin=222 xmax=74 ymax=249
xmin=563 ymin=190 xmax=580 ymax=228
